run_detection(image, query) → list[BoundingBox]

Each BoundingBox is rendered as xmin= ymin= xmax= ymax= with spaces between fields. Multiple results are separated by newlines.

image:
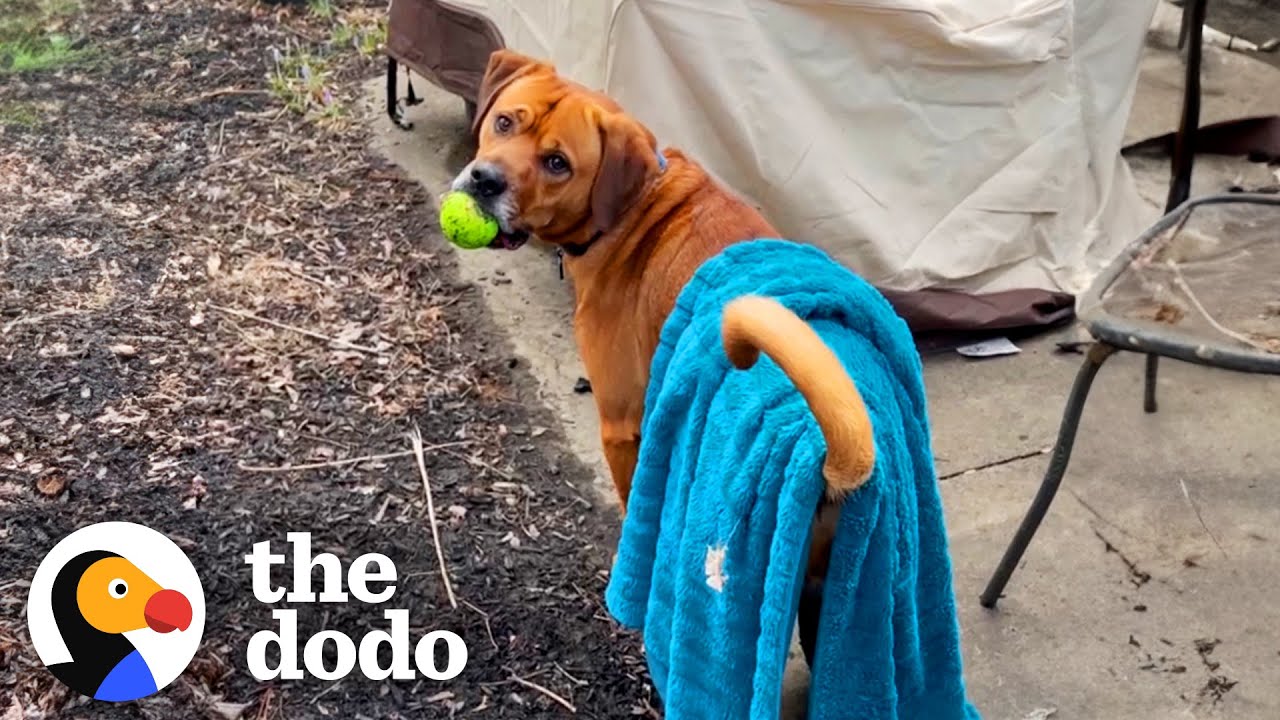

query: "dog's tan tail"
xmin=721 ymin=295 xmax=875 ymax=496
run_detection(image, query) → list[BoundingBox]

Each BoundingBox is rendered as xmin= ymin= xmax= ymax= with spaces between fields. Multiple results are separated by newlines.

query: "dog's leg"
xmin=600 ymin=417 xmax=641 ymax=514
xmin=799 ymin=502 xmax=840 ymax=668
xmin=798 ymin=576 xmax=824 ymax=668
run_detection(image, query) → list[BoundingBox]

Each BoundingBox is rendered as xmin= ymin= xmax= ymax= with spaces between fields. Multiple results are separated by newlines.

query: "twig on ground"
xmin=1178 ymin=477 xmax=1227 ymax=559
xmin=372 ymin=495 xmax=393 ymax=524
xmin=208 ymin=303 xmax=385 ymax=354
xmin=554 ymin=662 xmax=588 ymax=687
xmin=183 ymin=86 xmax=269 ymax=104
xmin=309 ymin=680 xmax=342 ymax=705
xmin=280 ymin=265 xmax=337 ymax=289
xmin=462 ymin=600 xmax=499 ymax=651
xmin=2 ymin=308 xmax=76 ymax=335
xmin=409 ymin=423 xmax=457 ymax=609
xmin=439 ymin=447 xmax=516 ymax=482
xmin=201 ymin=146 xmax=271 ymax=172
xmin=238 ymin=441 xmax=471 ymax=473
xmin=254 ymin=686 xmax=277 ymax=720
xmin=506 ymin=670 xmax=577 ymax=713
xmin=240 ymin=449 xmax=409 ymax=472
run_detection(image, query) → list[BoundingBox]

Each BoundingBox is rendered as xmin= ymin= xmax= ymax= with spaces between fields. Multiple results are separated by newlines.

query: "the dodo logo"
xmin=26 ymin=521 xmax=205 ymax=702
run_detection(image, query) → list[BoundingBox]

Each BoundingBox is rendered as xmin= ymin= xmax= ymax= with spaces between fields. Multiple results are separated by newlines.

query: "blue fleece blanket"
xmin=604 ymin=240 xmax=981 ymax=720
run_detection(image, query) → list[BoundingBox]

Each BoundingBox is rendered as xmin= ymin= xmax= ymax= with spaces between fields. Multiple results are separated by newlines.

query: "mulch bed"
xmin=0 ymin=1 xmax=653 ymax=717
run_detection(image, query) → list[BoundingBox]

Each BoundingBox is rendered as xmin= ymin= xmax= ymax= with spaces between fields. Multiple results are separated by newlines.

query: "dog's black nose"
xmin=470 ymin=164 xmax=507 ymax=198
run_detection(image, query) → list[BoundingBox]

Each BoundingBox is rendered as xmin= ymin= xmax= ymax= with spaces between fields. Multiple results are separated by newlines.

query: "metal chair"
xmin=979 ymin=0 xmax=1280 ymax=609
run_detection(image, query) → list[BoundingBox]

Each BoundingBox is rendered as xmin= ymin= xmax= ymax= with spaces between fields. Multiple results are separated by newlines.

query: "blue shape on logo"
xmin=94 ymin=649 xmax=158 ymax=702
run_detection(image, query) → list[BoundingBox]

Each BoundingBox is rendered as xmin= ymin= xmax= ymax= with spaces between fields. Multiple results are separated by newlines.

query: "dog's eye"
xmin=543 ymin=153 xmax=570 ymax=175
xmin=494 ymin=114 xmax=514 ymax=134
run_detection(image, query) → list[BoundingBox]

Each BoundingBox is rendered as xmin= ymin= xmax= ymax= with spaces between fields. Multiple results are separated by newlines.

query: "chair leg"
xmin=1143 ymin=354 xmax=1159 ymax=413
xmin=980 ymin=342 xmax=1117 ymax=609
xmin=386 ymin=57 xmax=414 ymax=131
xmin=405 ymin=71 xmax=423 ymax=107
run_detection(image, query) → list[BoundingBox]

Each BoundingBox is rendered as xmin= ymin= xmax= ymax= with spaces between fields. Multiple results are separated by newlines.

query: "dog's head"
xmin=451 ymin=49 xmax=664 ymax=251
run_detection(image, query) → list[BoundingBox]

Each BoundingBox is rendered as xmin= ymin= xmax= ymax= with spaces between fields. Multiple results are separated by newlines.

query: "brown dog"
xmin=451 ymin=49 xmax=876 ymax=662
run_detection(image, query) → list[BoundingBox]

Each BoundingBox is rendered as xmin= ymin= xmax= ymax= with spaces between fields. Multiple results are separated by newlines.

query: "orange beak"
xmin=144 ymin=588 xmax=192 ymax=633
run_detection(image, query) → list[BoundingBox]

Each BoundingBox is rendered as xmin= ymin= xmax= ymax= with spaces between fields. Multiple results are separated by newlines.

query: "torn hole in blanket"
xmin=705 ymin=545 xmax=728 ymax=592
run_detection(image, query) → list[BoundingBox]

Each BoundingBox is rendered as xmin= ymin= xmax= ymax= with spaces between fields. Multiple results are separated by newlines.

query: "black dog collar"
xmin=560 ymin=149 xmax=668 ymax=262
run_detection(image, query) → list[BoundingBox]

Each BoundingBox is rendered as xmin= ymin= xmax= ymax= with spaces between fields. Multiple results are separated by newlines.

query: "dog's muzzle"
xmin=466 ymin=162 xmax=507 ymax=199
xmin=450 ymin=161 xmax=529 ymax=250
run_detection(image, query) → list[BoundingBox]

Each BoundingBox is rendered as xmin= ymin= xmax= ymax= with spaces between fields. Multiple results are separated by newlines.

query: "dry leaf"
xmin=189 ymin=474 xmax=208 ymax=500
xmin=94 ymin=406 xmax=149 ymax=425
xmin=36 ymin=475 xmax=67 ymax=497
xmin=1153 ymin=303 xmax=1184 ymax=324
xmin=214 ymin=702 xmax=249 ymax=720
xmin=109 ymin=343 xmax=137 ymax=357
xmin=334 ymin=322 xmax=365 ymax=344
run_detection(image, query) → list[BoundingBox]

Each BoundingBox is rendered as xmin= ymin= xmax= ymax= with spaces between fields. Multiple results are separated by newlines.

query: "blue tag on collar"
xmin=656 ymin=150 xmax=667 ymax=172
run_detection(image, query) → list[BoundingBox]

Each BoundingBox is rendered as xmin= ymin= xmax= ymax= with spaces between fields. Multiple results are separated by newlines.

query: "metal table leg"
xmin=980 ymin=343 xmax=1119 ymax=609
xmin=1144 ymin=354 xmax=1160 ymax=413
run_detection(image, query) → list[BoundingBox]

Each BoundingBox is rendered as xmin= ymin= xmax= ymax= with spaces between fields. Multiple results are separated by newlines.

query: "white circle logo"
xmin=26 ymin=521 xmax=206 ymax=702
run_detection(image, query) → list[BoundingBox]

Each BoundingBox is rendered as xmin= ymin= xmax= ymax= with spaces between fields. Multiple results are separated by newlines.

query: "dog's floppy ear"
xmin=471 ymin=49 xmax=548 ymax=137
xmin=591 ymin=112 xmax=659 ymax=234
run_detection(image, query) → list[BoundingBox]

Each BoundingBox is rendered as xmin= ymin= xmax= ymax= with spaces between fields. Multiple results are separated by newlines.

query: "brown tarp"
xmin=1124 ymin=115 xmax=1280 ymax=165
xmin=386 ymin=0 xmax=501 ymax=104
xmin=384 ymin=0 xmax=1100 ymax=337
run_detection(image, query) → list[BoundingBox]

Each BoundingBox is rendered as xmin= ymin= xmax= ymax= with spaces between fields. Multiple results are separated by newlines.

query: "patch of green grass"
xmin=268 ymin=45 xmax=338 ymax=116
xmin=0 ymin=101 xmax=43 ymax=129
xmin=266 ymin=6 xmax=390 ymax=126
xmin=329 ymin=21 xmax=357 ymax=47
xmin=329 ymin=11 xmax=387 ymax=57
xmin=0 ymin=0 xmax=90 ymax=75
xmin=1 ymin=33 xmax=90 ymax=74
xmin=307 ymin=0 xmax=335 ymax=19
xmin=318 ymin=100 xmax=346 ymax=123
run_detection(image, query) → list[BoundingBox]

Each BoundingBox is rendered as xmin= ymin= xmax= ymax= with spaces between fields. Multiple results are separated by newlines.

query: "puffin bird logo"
xmin=27 ymin=521 xmax=205 ymax=704
xmin=47 ymin=550 xmax=194 ymax=701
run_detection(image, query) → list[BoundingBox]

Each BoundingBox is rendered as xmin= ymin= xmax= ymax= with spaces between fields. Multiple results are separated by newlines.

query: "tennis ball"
xmin=439 ymin=191 xmax=500 ymax=250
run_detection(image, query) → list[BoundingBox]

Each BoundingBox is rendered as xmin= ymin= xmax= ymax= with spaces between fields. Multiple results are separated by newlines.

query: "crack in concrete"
xmin=938 ymin=446 xmax=1049 ymax=481
xmin=1093 ymin=527 xmax=1152 ymax=588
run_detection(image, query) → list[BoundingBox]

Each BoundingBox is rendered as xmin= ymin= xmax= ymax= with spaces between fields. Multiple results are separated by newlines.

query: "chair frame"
xmin=979 ymin=0 xmax=1280 ymax=609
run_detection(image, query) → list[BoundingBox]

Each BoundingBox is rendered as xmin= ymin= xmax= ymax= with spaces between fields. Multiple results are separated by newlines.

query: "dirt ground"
xmin=0 ymin=1 xmax=652 ymax=718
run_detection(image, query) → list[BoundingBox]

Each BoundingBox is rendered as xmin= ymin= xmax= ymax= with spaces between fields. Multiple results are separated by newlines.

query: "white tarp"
xmin=474 ymin=0 xmax=1161 ymax=297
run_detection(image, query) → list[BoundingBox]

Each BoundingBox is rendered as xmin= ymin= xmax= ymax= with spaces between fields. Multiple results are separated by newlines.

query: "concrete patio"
xmin=366 ymin=28 xmax=1280 ymax=720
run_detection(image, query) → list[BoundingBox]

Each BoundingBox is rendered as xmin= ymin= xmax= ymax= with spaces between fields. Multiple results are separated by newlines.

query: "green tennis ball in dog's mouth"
xmin=439 ymin=191 xmax=500 ymax=249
